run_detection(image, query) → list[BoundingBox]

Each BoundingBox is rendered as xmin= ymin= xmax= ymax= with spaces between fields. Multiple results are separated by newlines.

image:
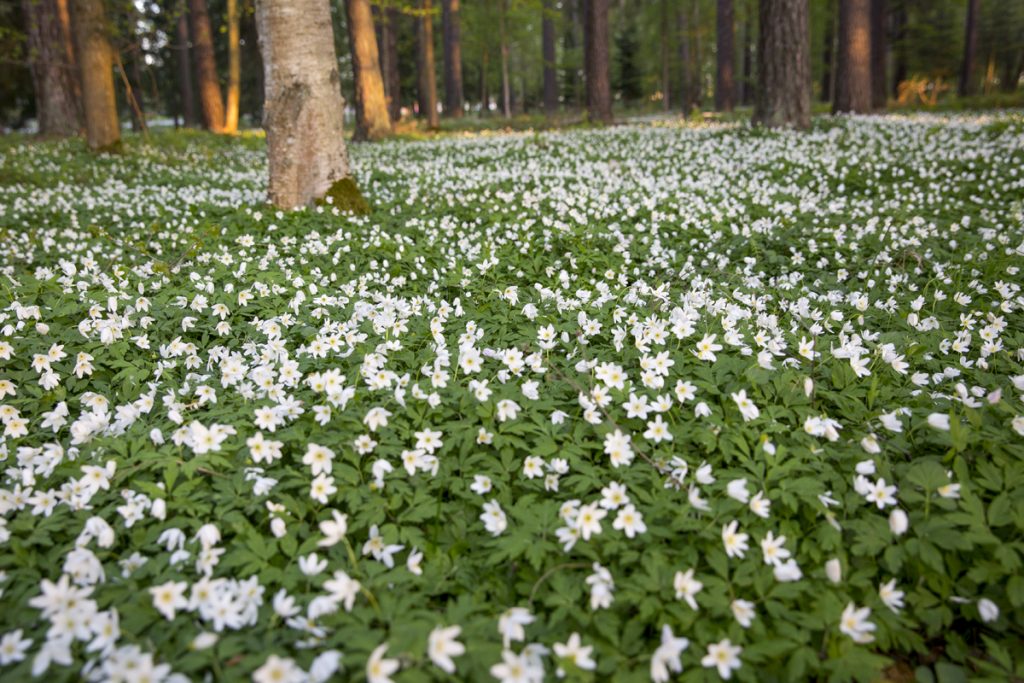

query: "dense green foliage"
xmin=0 ymin=115 xmax=1023 ymax=682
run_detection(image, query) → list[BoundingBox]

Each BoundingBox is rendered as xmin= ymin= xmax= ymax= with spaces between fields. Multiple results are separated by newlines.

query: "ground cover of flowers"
xmin=0 ymin=114 xmax=1023 ymax=683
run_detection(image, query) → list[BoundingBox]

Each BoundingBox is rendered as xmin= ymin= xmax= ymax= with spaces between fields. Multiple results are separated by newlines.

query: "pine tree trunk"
xmin=189 ymin=0 xmax=225 ymax=132
xmin=692 ymin=0 xmax=702 ymax=108
xmin=741 ymin=5 xmax=753 ymax=105
xmin=561 ymin=0 xmax=578 ymax=108
xmin=715 ymin=0 xmax=735 ymax=111
xmin=585 ymin=0 xmax=611 ymax=123
xmin=479 ymin=43 xmax=489 ymax=113
xmin=224 ymin=0 xmax=240 ymax=132
xmin=71 ymin=0 xmax=120 ymax=149
xmin=378 ymin=6 xmax=401 ymax=121
xmin=416 ymin=0 xmax=439 ymax=127
xmin=660 ymin=0 xmax=670 ymax=110
xmin=958 ymin=0 xmax=979 ymax=97
xmin=821 ymin=0 xmax=834 ymax=102
xmin=834 ymin=0 xmax=871 ymax=113
xmin=891 ymin=0 xmax=906 ymax=98
xmin=499 ymin=0 xmax=511 ymax=118
xmin=753 ymin=0 xmax=809 ymax=129
xmin=441 ymin=0 xmax=464 ymax=117
xmin=542 ymin=0 xmax=558 ymax=114
xmin=346 ymin=0 xmax=391 ymax=140
xmin=255 ymin=0 xmax=354 ymax=208
xmin=678 ymin=3 xmax=692 ymax=112
xmin=175 ymin=1 xmax=198 ymax=127
xmin=22 ymin=0 xmax=82 ymax=136
xmin=870 ymin=0 xmax=886 ymax=109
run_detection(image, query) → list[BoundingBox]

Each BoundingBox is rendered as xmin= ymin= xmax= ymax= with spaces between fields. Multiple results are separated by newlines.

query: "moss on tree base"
xmin=319 ymin=176 xmax=369 ymax=214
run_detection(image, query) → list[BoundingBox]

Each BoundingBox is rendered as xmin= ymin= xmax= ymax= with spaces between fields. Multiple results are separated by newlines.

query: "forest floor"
xmin=0 ymin=113 xmax=1022 ymax=682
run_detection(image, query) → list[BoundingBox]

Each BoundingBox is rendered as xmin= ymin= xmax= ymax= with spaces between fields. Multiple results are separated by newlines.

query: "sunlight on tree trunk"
xmin=72 ymin=0 xmax=119 ymax=150
xmin=255 ymin=0 xmax=355 ymax=208
xmin=224 ymin=0 xmax=240 ymax=133
xmin=346 ymin=0 xmax=391 ymax=140
xmin=190 ymin=0 xmax=225 ymax=132
xmin=834 ymin=0 xmax=871 ymax=113
xmin=378 ymin=6 xmax=401 ymax=122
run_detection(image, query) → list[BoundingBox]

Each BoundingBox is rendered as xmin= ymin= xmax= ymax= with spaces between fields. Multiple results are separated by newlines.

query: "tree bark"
xmin=123 ymin=4 xmax=146 ymax=132
xmin=441 ymin=0 xmax=463 ymax=117
xmin=346 ymin=0 xmax=391 ymax=140
xmin=891 ymin=0 xmax=906 ymax=98
xmin=741 ymin=4 xmax=753 ymax=105
xmin=499 ymin=0 xmax=511 ymax=117
xmin=660 ymin=0 xmax=670 ymax=110
xmin=821 ymin=0 xmax=834 ymax=102
xmin=189 ymin=0 xmax=225 ymax=132
xmin=678 ymin=3 xmax=692 ymax=112
xmin=542 ymin=0 xmax=558 ymax=114
xmin=715 ymin=0 xmax=735 ymax=111
xmin=833 ymin=0 xmax=871 ymax=113
xmin=255 ymin=0 xmax=354 ymax=208
xmin=479 ymin=42 xmax=489 ymax=113
xmin=378 ymin=6 xmax=401 ymax=121
xmin=175 ymin=1 xmax=198 ymax=127
xmin=224 ymin=0 xmax=240 ymax=132
xmin=753 ymin=0 xmax=809 ymax=129
xmin=22 ymin=0 xmax=82 ymax=136
xmin=416 ymin=0 xmax=439 ymax=127
xmin=584 ymin=0 xmax=611 ymax=123
xmin=870 ymin=0 xmax=886 ymax=109
xmin=958 ymin=0 xmax=980 ymax=97
xmin=71 ymin=0 xmax=120 ymax=149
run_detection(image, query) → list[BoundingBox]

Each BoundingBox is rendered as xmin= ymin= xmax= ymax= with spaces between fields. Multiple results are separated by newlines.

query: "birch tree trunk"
xmin=833 ymin=0 xmax=871 ymax=113
xmin=71 ymin=0 xmax=120 ymax=150
xmin=753 ymin=0 xmax=809 ymax=129
xmin=22 ymin=0 xmax=82 ymax=136
xmin=346 ymin=0 xmax=391 ymax=140
xmin=189 ymin=0 xmax=225 ymax=132
xmin=224 ymin=0 xmax=240 ymax=132
xmin=441 ymin=0 xmax=463 ymax=117
xmin=255 ymin=0 xmax=357 ymax=209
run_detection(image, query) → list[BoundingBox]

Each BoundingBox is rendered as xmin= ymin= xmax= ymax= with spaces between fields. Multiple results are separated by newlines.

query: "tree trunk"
xmin=562 ymin=0 xmax=579 ymax=108
xmin=753 ymin=0 xmax=809 ymax=129
xmin=175 ymin=1 xmax=198 ymax=127
xmin=692 ymin=0 xmax=702 ymax=108
xmin=660 ymin=0 xmax=670 ymax=110
xmin=224 ymin=0 xmax=240 ymax=132
xmin=124 ymin=4 xmax=146 ymax=132
xmin=891 ymin=0 xmax=906 ymax=97
xmin=71 ymin=0 xmax=120 ymax=149
xmin=584 ymin=0 xmax=611 ymax=123
xmin=499 ymin=0 xmax=511 ymax=118
xmin=833 ymin=0 xmax=871 ymax=113
xmin=416 ymin=0 xmax=439 ymax=127
xmin=479 ymin=43 xmax=489 ymax=114
xmin=870 ymin=0 xmax=886 ymax=109
xmin=346 ymin=0 xmax=391 ymax=140
xmin=821 ymin=0 xmax=834 ymax=102
xmin=22 ymin=0 xmax=82 ymax=136
xmin=958 ymin=0 xmax=980 ymax=97
xmin=378 ymin=6 xmax=401 ymax=121
xmin=441 ymin=0 xmax=463 ymax=117
xmin=678 ymin=3 xmax=692 ymax=112
xmin=255 ymin=0 xmax=355 ymax=208
xmin=715 ymin=0 xmax=734 ymax=111
xmin=542 ymin=0 xmax=558 ymax=114
xmin=741 ymin=5 xmax=753 ymax=105
xmin=189 ymin=0 xmax=225 ymax=132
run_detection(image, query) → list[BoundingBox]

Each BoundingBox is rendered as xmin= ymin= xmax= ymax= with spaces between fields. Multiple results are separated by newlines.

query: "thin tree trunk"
xmin=499 ymin=0 xmax=511 ymax=118
xmin=542 ymin=0 xmax=558 ymax=114
xmin=660 ymin=0 xmax=670 ymax=110
xmin=821 ymin=0 xmax=834 ymax=102
xmin=741 ymin=4 xmax=753 ymax=105
xmin=416 ymin=0 xmax=439 ymax=127
xmin=346 ymin=0 xmax=391 ymax=140
xmin=441 ymin=0 xmax=463 ymax=116
xmin=958 ymin=0 xmax=980 ymax=97
xmin=693 ymin=0 xmax=702 ymax=108
xmin=224 ymin=0 xmax=240 ymax=132
xmin=678 ymin=3 xmax=692 ymax=112
xmin=582 ymin=0 xmax=591 ymax=108
xmin=891 ymin=0 xmax=906 ymax=97
xmin=753 ymin=0 xmax=809 ymax=129
xmin=834 ymin=0 xmax=871 ymax=113
xmin=715 ymin=0 xmax=735 ymax=111
xmin=189 ymin=0 xmax=225 ymax=132
xmin=479 ymin=42 xmax=489 ymax=114
xmin=585 ymin=0 xmax=611 ymax=123
xmin=255 ymin=0 xmax=355 ymax=208
xmin=378 ymin=6 xmax=401 ymax=121
xmin=175 ymin=1 xmax=198 ymax=127
xmin=561 ymin=0 xmax=578 ymax=108
xmin=71 ymin=0 xmax=120 ymax=149
xmin=870 ymin=0 xmax=886 ymax=109
xmin=22 ymin=0 xmax=82 ymax=136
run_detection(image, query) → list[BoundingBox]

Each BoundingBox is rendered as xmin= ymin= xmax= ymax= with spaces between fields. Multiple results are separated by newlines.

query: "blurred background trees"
xmin=1 ymin=0 xmax=1022 ymax=134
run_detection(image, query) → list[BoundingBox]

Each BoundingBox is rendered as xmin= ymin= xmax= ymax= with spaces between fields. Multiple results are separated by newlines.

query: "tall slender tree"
xmin=821 ymin=0 xmax=834 ymax=102
xmin=740 ymin=5 xmax=753 ymax=105
xmin=833 ymin=0 xmax=871 ymax=113
xmin=678 ymin=3 xmax=692 ymax=112
xmin=585 ymin=0 xmax=611 ymax=123
xmin=346 ymin=0 xmax=391 ymax=140
xmin=378 ymin=5 xmax=401 ymax=121
xmin=542 ymin=0 xmax=558 ymax=114
xmin=255 ymin=0 xmax=356 ymax=208
xmin=441 ymin=0 xmax=463 ymax=117
xmin=660 ymin=0 xmax=671 ymax=110
xmin=416 ymin=0 xmax=439 ymax=127
xmin=22 ymin=0 xmax=81 ymax=135
xmin=890 ymin=0 xmax=906 ymax=98
xmin=72 ymin=0 xmax=119 ymax=149
xmin=715 ymin=0 xmax=735 ymax=111
xmin=224 ymin=0 xmax=240 ymax=132
xmin=753 ymin=0 xmax=809 ymax=129
xmin=174 ymin=0 xmax=198 ymax=127
xmin=499 ymin=0 xmax=511 ymax=117
xmin=189 ymin=0 xmax=225 ymax=132
xmin=870 ymin=0 xmax=887 ymax=109
xmin=958 ymin=0 xmax=980 ymax=96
